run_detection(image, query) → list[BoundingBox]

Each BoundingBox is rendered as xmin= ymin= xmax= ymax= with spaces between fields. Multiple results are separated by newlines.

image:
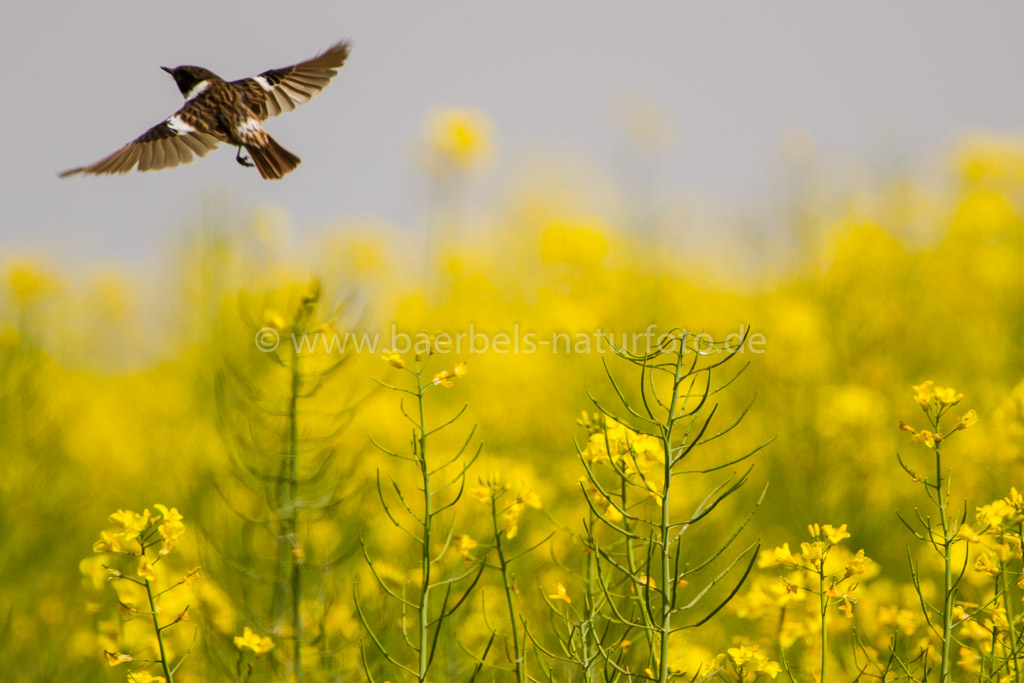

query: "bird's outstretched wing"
xmin=59 ymin=113 xmax=220 ymax=177
xmin=235 ymin=40 xmax=350 ymax=119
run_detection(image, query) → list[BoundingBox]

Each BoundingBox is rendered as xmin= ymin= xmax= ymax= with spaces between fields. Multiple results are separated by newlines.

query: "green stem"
xmin=585 ymin=512 xmax=596 ymax=683
xmin=145 ymin=572 xmax=174 ymax=683
xmin=818 ymin=567 xmax=827 ymax=683
xmin=657 ymin=341 xmax=685 ymax=683
xmin=1001 ymin=545 xmax=1021 ymax=683
xmin=622 ymin=475 xmax=654 ymax=662
xmin=492 ymin=499 xmax=526 ymax=683
xmin=416 ymin=368 xmax=431 ymax=683
xmin=933 ymin=436 xmax=954 ymax=683
xmin=288 ymin=344 xmax=304 ymax=683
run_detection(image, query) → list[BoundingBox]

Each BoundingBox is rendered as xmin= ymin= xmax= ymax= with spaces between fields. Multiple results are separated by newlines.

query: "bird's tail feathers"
xmin=245 ymin=135 xmax=301 ymax=180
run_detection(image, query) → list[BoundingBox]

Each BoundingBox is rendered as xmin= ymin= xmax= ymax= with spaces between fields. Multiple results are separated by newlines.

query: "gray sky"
xmin=4 ymin=2 xmax=1024 ymax=266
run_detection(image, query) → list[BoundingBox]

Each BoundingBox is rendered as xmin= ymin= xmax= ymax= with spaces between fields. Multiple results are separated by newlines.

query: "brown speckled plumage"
xmin=59 ymin=41 xmax=350 ymax=180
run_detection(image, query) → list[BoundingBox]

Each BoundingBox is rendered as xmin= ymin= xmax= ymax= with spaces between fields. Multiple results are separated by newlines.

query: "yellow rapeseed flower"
xmin=956 ymin=523 xmax=982 ymax=543
xmin=234 ymin=626 xmax=275 ymax=655
xmin=822 ymin=523 xmax=851 ymax=545
xmin=844 ymin=549 xmax=869 ymax=579
xmin=109 ymin=509 xmax=151 ymax=541
xmin=138 ymin=556 xmax=156 ymax=582
xmin=977 ymin=498 xmax=1017 ymax=528
xmin=727 ymin=645 xmax=754 ymax=667
xmin=728 ymin=644 xmax=779 ymax=674
xmin=994 ymin=541 xmax=1019 ymax=562
xmin=955 ymin=409 xmax=979 ymax=430
xmin=456 ymin=534 xmax=477 ymax=559
xmin=637 ymin=575 xmax=655 ymax=589
xmin=581 ymin=482 xmax=624 ymax=524
xmin=104 ymin=650 xmax=132 ymax=666
xmin=432 ymin=369 xmax=454 ymax=388
xmin=958 ymin=646 xmax=982 ymax=674
xmin=582 ymin=433 xmax=612 ymax=465
xmin=934 ymin=386 xmax=963 ymax=405
xmin=913 ymin=381 xmax=935 ymax=406
xmin=800 ymin=541 xmax=824 ymax=569
xmin=423 ymin=107 xmax=494 ymax=172
xmin=6 ymin=263 xmax=59 ymax=305
xmin=912 ymin=430 xmax=938 ymax=448
xmin=895 ymin=609 xmax=919 ymax=636
xmin=772 ymin=543 xmax=799 ymax=566
xmin=128 ymin=673 xmax=166 ymax=683
xmin=154 ymin=504 xmax=185 ymax=556
xmin=93 ymin=531 xmax=121 ymax=554
xmin=380 ymin=349 xmax=405 ymax=369
xmin=516 ymin=488 xmax=542 ymax=509
xmin=974 ymin=553 xmax=1000 ymax=576
xmin=825 ymin=586 xmax=856 ymax=617
xmin=470 ymin=485 xmax=492 ymax=503
xmin=547 ymin=582 xmax=571 ymax=604
xmin=502 ymin=501 xmax=523 ymax=539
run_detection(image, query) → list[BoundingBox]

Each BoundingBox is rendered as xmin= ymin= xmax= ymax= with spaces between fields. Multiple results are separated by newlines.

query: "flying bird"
xmin=60 ymin=40 xmax=350 ymax=180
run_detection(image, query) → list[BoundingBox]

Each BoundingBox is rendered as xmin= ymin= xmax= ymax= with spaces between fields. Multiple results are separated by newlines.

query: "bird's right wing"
xmin=235 ymin=40 xmax=350 ymax=119
xmin=59 ymin=113 xmax=221 ymax=177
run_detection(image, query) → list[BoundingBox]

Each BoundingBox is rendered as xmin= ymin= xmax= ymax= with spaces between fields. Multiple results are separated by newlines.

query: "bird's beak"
xmin=161 ymin=66 xmax=173 ymax=74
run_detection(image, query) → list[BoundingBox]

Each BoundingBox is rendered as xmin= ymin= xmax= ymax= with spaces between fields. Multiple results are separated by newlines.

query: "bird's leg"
xmin=235 ymin=146 xmax=254 ymax=168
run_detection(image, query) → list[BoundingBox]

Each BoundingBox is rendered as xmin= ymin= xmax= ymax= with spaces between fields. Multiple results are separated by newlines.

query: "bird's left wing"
xmin=59 ymin=113 xmax=221 ymax=177
xmin=235 ymin=40 xmax=350 ymax=119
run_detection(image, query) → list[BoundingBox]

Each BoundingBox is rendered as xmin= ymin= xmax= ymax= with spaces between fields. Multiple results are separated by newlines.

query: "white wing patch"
xmin=253 ymin=76 xmax=273 ymax=92
xmin=185 ymin=80 xmax=210 ymax=101
xmin=237 ymin=117 xmax=266 ymax=143
xmin=166 ymin=115 xmax=195 ymax=134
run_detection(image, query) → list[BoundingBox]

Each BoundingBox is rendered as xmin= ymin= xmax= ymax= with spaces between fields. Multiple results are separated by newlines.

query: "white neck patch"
xmin=185 ymin=80 xmax=210 ymax=101
xmin=166 ymin=115 xmax=194 ymax=134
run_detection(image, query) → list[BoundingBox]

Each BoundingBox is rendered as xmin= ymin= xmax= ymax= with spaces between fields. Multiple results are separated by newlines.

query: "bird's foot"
xmin=235 ymin=148 xmax=254 ymax=168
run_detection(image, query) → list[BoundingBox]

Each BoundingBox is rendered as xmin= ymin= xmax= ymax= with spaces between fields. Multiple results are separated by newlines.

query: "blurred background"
xmin=6 ymin=1 xmax=1024 ymax=262
xmin=3 ymin=2 xmax=1024 ymax=681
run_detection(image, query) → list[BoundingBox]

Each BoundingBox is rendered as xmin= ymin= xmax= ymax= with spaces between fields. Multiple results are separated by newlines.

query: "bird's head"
xmin=161 ymin=65 xmax=218 ymax=99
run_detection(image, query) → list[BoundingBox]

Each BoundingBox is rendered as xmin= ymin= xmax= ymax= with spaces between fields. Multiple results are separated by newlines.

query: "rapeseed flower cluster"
xmin=89 ymin=505 xmax=196 ymax=682
xmin=2 ymin=111 xmax=1024 ymax=682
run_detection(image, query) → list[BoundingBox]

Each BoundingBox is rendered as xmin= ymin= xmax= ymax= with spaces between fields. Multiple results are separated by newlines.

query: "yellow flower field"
xmin=2 ymin=113 xmax=1024 ymax=682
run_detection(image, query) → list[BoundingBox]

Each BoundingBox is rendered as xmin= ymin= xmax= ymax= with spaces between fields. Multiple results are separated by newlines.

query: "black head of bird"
xmin=161 ymin=65 xmax=219 ymax=99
